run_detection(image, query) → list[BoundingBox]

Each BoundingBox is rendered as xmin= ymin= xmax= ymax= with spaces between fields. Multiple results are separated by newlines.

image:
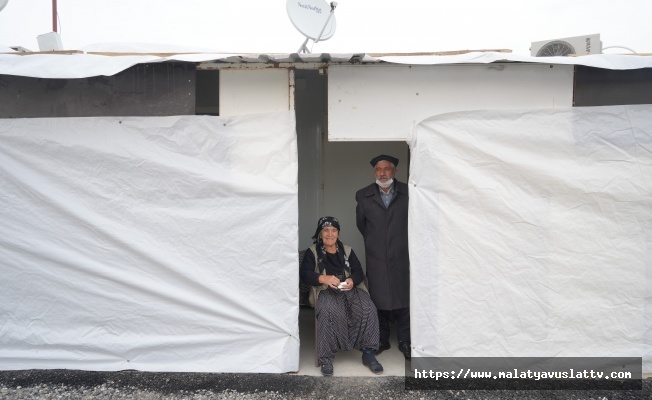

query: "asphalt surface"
xmin=0 ymin=370 xmax=650 ymax=399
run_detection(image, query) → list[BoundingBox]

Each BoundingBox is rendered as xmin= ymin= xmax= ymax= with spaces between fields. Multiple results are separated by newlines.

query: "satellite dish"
xmin=0 ymin=0 xmax=9 ymax=13
xmin=287 ymin=0 xmax=337 ymax=53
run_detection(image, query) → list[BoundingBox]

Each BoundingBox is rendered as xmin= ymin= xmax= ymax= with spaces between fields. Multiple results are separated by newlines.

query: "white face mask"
xmin=376 ymin=178 xmax=394 ymax=188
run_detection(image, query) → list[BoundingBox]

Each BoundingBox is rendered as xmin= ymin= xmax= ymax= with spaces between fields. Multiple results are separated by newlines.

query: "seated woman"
xmin=300 ymin=216 xmax=383 ymax=376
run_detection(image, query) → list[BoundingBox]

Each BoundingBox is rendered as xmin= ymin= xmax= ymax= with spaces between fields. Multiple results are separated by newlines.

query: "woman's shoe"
xmin=363 ymin=359 xmax=384 ymax=374
xmin=320 ymin=363 xmax=333 ymax=376
xmin=362 ymin=348 xmax=384 ymax=374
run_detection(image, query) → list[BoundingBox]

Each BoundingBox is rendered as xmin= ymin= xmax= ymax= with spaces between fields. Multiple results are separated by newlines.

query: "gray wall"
xmin=574 ymin=66 xmax=652 ymax=106
xmin=295 ymin=70 xmax=324 ymax=251
xmin=0 ymin=63 xmax=195 ymax=118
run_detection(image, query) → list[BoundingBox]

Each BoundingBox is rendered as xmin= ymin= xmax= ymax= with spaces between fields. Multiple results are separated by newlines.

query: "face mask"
xmin=376 ymin=178 xmax=394 ymax=188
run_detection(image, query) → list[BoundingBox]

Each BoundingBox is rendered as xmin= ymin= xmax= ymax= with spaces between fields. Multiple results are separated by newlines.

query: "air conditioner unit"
xmin=530 ymin=34 xmax=602 ymax=57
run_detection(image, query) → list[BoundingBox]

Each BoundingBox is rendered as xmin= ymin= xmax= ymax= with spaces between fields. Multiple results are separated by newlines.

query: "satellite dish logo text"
xmin=297 ymin=2 xmax=322 ymax=14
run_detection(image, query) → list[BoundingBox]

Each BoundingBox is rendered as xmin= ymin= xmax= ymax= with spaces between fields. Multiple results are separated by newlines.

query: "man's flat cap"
xmin=370 ymin=154 xmax=399 ymax=167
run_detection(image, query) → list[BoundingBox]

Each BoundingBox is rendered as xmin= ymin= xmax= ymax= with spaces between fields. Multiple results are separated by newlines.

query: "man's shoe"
xmin=398 ymin=341 xmax=411 ymax=360
xmin=320 ymin=363 xmax=333 ymax=376
xmin=361 ymin=348 xmax=384 ymax=374
xmin=375 ymin=342 xmax=391 ymax=355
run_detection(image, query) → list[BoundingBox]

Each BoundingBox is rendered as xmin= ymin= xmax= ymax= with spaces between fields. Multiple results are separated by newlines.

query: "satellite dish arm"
xmin=298 ymin=37 xmax=310 ymax=54
xmin=314 ymin=2 xmax=337 ymax=44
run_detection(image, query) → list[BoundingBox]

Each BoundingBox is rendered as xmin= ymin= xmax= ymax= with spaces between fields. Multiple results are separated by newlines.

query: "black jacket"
xmin=355 ymin=180 xmax=410 ymax=310
xmin=299 ymin=243 xmax=364 ymax=287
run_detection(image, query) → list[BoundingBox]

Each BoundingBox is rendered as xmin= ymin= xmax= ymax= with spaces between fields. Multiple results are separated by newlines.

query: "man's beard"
xmin=376 ymin=178 xmax=394 ymax=188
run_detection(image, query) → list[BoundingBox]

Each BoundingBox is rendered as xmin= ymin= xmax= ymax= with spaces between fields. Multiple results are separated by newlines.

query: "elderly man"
xmin=355 ymin=154 xmax=411 ymax=359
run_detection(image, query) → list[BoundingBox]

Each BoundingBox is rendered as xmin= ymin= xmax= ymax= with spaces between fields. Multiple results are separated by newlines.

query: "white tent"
xmin=409 ymin=104 xmax=652 ymax=373
xmin=0 ymin=112 xmax=300 ymax=372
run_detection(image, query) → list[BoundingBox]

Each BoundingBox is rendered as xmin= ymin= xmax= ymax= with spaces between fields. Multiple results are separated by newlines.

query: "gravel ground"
xmin=0 ymin=370 xmax=649 ymax=400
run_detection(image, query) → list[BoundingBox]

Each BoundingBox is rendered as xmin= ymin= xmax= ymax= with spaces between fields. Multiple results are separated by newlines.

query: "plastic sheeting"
xmin=378 ymin=52 xmax=652 ymax=70
xmin=0 ymin=111 xmax=299 ymax=372
xmin=408 ymin=105 xmax=652 ymax=372
xmin=1 ymin=51 xmax=651 ymax=79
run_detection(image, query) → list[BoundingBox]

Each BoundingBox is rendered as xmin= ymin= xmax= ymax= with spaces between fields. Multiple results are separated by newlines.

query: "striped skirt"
xmin=315 ymin=287 xmax=379 ymax=365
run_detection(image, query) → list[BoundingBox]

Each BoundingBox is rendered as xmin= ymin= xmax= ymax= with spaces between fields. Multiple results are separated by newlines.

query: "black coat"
xmin=355 ymin=180 xmax=410 ymax=310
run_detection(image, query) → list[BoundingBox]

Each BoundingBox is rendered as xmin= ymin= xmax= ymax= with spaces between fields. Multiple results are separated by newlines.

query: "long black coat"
xmin=355 ymin=180 xmax=410 ymax=310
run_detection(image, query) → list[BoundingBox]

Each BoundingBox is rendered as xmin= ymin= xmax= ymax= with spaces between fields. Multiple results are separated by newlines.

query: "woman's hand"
xmin=318 ymin=275 xmax=341 ymax=289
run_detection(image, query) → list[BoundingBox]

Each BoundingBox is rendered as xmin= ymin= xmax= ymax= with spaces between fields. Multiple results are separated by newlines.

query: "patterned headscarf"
xmin=311 ymin=216 xmax=341 ymax=243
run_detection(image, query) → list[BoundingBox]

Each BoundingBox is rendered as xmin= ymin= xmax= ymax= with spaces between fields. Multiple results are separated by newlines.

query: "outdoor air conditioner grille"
xmin=536 ymin=40 xmax=576 ymax=57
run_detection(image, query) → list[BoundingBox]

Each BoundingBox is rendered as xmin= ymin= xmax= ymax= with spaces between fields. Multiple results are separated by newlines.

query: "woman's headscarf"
xmin=312 ymin=216 xmax=349 ymax=277
xmin=311 ymin=216 xmax=341 ymax=243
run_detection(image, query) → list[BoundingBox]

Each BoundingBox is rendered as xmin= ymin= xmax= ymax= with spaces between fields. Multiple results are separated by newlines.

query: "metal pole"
xmin=52 ymin=0 xmax=58 ymax=32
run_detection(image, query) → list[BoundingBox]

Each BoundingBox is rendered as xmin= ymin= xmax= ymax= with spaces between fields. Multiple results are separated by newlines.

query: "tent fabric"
xmin=378 ymin=52 xmax=652 ymax=70
xmin=407 ymin=105 xmax=652 ymax=372
xmin=0 ymin=111 xmax=299 ymax=372
xmin=0 ymin=52 xmax=651 ymax=79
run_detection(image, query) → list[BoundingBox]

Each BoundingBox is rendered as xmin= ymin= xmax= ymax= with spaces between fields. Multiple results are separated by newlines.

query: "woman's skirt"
xmin=315 ymin=287 xmax=379 ymax=365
